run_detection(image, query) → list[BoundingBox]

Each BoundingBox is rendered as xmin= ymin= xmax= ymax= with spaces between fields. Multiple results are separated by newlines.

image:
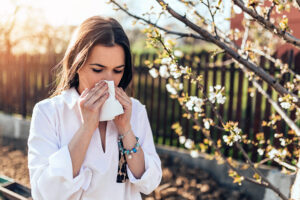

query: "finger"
xmin=116 ymin=88 xmax=131 ymax=105
xmin=86 ymin=85 xmax=108 ymax=105
xmin=80 ymin=88 xmax=89 ymax=98
xmin=85 ymin=81 xmax=107 ymax=102
xmin=93 ymin=92 xmax=109 ymax=109
xmin=116 ymin=92 xmax=131 ymax=109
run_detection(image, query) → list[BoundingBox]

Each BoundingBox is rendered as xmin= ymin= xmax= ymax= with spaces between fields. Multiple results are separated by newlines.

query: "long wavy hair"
xmin=50 ymin=16 xmax=133 ymax=97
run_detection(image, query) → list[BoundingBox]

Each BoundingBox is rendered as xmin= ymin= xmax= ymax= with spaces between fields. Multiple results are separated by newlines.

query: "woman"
xmin=27 ymin=16 xmax=162 ymax=200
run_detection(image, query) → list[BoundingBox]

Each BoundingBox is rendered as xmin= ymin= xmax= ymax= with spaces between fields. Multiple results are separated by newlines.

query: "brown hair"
xmin=50 ymin=16 xmax=133 ymax=97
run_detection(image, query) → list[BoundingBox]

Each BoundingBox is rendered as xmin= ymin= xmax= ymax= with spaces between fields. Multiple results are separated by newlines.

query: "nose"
xmin=105 ymin=71 xmax=114 ymax=80
xmin=104 ymin=72 xmax=115 ymax=84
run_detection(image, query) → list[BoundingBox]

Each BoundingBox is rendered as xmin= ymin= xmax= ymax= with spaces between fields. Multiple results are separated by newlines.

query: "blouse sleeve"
xmin=27 ymin=102 xmax=92 ymax=200
xmin=126 ymin=104 xmax=162 ymax=195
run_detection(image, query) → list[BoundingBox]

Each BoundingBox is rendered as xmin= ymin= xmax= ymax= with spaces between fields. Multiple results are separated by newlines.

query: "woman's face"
xmin=77 ymin=44 xmax=125 ymax=94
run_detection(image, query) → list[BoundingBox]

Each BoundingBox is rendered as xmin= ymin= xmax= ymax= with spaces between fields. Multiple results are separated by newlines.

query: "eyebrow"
xmin=89 ymin=63 xmax=125 ymax=68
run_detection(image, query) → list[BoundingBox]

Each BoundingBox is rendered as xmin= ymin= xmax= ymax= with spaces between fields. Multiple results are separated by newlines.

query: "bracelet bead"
xmin=118 ymin=136 xmax=139 ymax=159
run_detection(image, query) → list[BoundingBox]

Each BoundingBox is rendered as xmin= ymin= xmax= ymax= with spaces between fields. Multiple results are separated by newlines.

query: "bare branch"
xmin=233 ymin=0 xmax=300 ymax=48
xmin=266 ymin=3 xmax=275 ymax=21
xmin=296 ymin=0 xmax=300 ymax=9
xmin=274 ymin=158 xmax=297 ymax=172
xmin=238 ymin=63 xmax=300 ymax=136
xmin=155 ymin=0 xmax=300 ymax=107
xmin=235 ymin=142 xmax=288 ymax=200
xmin=248 ymin=49 xmax=297 ymax=77
xmin=204 ymin=0 xmax=219 ymax=38
xmin=186 ymin=3 xmax=239 ymax=50
xmin=109 ymin=0 xmax=206 ymax=41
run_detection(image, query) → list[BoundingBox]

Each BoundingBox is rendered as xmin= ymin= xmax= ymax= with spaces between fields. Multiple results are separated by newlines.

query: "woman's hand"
xmin=77 ymin=81 xmax=109 ymax=133
xmin=114 ymin=87 xmax=132 ymax=134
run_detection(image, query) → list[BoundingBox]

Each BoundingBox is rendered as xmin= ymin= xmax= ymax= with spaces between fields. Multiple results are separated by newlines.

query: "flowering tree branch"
xmin=233 ymin=0 xmax=300 ymax=48
xmin=154 ymin=0 xmax=300 ymax=108
xmin=238 ymin=18 xmax=300 ymax=136
xmin=240 ymin=64 xmax=300 ymax=136
xmin=157 ymin=35 xmax=289 ymax=198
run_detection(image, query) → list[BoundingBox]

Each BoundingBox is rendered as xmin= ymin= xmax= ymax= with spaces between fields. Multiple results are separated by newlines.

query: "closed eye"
xmin=114 ymin=70 xmax=123 ymax=74
xmin=92 ymin=68 xmax=123 ymax=73
xmin=92 ymin=69 xmax=102 ymax=73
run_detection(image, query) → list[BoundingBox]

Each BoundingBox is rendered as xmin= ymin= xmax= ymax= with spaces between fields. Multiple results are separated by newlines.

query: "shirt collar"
xmin=61 ymin=87 xmax=80 ymax=109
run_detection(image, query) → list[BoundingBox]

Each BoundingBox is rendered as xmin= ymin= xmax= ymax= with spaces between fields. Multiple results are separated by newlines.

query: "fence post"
xmin=20 ymin=54 xmax=27 ymax=118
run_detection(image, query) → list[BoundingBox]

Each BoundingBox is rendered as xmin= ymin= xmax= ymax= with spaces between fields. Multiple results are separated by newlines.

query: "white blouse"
xmin=27 ymin=87 xmax=162 ymax=200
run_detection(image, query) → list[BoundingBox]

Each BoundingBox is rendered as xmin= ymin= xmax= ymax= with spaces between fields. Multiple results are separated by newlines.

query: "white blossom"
xmin=159 ymin=65 xmax=170 ymax=78
xmin=268 ymin=148 xmax=279 ymax=159
xmin=190 ymin=150 xmax=199 ymax=158
xmin=223 ymin=135 xmax=233 ymax=146
xmin=233 ymin=127 xmax=241 ymax=134
xmin=186 ymin=100 xmax=194 ymax=111
xmin=209 ymin=93 xmax=216 ymax=103
xmin=281 ymin=149 xmax=287 ymax=157
xmin=203 ymin=118 xmax=211 ymax=129
xmin=174 ymin=50 xmax=183 ymax=57
xmin=293 ymin=97 xmax=298 ymax=103
xmin=184 ymin=139 xmax=194 ymax=149
xmin=166 ymin=84 xmax=177 ymax=95
xmin=280 ymin=102 xmax=291 ymax=109
xmin=161 ymin=57 xmax=172 ymax=65
xmin=233 ymin=5 xmax=242 ymax=14
xmin=149 ymin=68 xmax=158 ymax=78
xmin=194 ymin=98 xmax=204 ymax=112
xmin=204 ymin=121 xmax=210 ymax=129
xmin=169 ymin=64 xmax=182 ymax=79
xmin=180 ymin=65 xmax=189 ymax=74
xmin=209 ymin=85 xmax=226 ymax=104
xmin=257 ymin=148 xmax=264 ymax=156
xmin=178 ymin=83 xmax=183 ymax=90
xmin=194 ymin=105 xmax=202 ymax=113
xmin=169 ymin=63 xmax=177 ymax=71
xmin=279 ymin=138 xmax=286 ymax=146
xmin=216 ymin=93 xmax=226 ymax=104
xmin=233 ymin=134 xmax=241 ymax=142
xmin=214 ymin=85 xmax=222 ymax=90
xmin=185 ymin=96 xmax=204 ymax=112
xmin=179 ymin=136 xmax=186 ymax=144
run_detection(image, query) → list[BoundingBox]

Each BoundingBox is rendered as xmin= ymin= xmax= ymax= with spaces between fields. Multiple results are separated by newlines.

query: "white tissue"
xmin=99 ymin=80 xmax=124 ymax=121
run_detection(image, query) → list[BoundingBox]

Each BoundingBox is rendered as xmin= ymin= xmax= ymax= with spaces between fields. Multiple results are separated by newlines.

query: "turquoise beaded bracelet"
xmin=118 ymin=136 xmax=140 ymax=159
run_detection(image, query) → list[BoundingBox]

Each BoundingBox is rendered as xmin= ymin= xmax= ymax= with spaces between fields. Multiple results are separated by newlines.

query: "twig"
xmin=266 ymin=3 xmax=275 ymax=21
xmin=204 ymin=0 xmax=219 ymax=38
xmin=296 ymin=0 xmax=300 ymax=9
xmin=109 ymin=0 xmax=206 ymax=41
xmin=233 ymin=0 xmax=300 ymax=48
xmin=274 ymin=158 xmax=298 ymax=172
xmin=181 ymin=0 xmax=239 ymax=50
xmin=248 ymin=48 xmax=297 ymax=77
